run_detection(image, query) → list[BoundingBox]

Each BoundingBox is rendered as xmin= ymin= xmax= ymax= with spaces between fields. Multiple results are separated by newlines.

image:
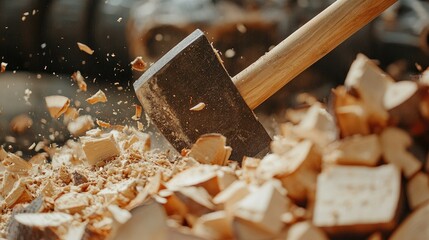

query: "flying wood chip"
xmin=131 ymin=56 xmax=147 ymax=72
xmin=71 ymin=71 xmax=87 ymax=92
xmin=1 ymin=62 xmax=7 ymax=72
xmin=86 ymin=90 xmax=107 ymax=104
xmin=77 ymin=42 xmax=94 ymax=55
xmin=45 ymin=95 xmax=70 ymax=118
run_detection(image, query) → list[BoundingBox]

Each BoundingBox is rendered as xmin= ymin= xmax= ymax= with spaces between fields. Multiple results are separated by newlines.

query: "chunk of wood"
xmin=380 ymin=127 xmax=422 ymax=178
xmin=54 ymin=192 xmax=91 ymax=214
xmin=45 ymin=95 xmax=70 ymax=118
xmin=284 ymin=221 xmax=328 ymax=240
xmin=12 ymin=212 xmax=72 ymax=240
xmin=71 ymin=70 xmax=87 ymax=92
xmin=77 ymin=42 xmax=94 ymax=55
xmin=1 ymin=62 xmax=7 ymax=72
xmin=3 ymin=153 xmax=32 ymax=174
xmin=112 ymin=200 xmax=168 ymax=240
xmin=5 ymin=179 xmax=33 ymax=207
xmin=9 ymin=114 xmax=33 ymax=134
xmin=130 ymin=56 xmax=147 ymax=72
xmin=98 ymin=179 xmax=137 ymax=204
xmin=313 ymin=164 xmax=401 ymax=234
xmin=172 ymin=186 xmax=216 ymax=217
xmin=233 ymin=180 xmax=287 ymax=235
xmin=332 ymin=86 xmax=370 ymax=137
xmin=193 ymin=211 xmax=233 ymax=240
xmin=323 ymin=134 xmax=381 ymax=166
xmin=1 ymin=171 xmax=18 ymax=197
xmin=344 ymin=54 xmax=393 ymax=126
xmin=81 ymin=134 xmax=120 ymax=165
xmin=390 ymin=202 xmax=429 ymax=240
xmin=131 ymin=104 xmax=142 ymax=120
xmin=72 ymin=170 xmax=88 ymax=186
xmin=383 ymin=80 xmax=424 ymax=129
xmin=86 ymin=90 xmax=107 ymax=104
xmin=407 ymin=172 xmax=429 ymax=210
xmin=190 ymin=102 xmax=206 ymax=111
xmin=257 ymin=140 xmax=321 ymax=202
xmin=67 ymin=115 xmax=94 ymax=137
xmin=188 ymin=134 xmax=232 ymax=165
xmin=293 ymin=103 xmax=337 ymax=147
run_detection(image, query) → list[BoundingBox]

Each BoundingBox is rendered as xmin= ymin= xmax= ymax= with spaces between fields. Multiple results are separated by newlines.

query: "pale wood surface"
xmin=232 ymin=0 xmax=396 ymax=109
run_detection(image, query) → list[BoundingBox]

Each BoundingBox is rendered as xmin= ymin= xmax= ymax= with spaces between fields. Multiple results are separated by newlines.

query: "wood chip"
xmin=9 ymin=114 xmax=33 ymax=134
xmin=323 ymin=134 xmax=381 ymax=166
xmin=188 ymin=134 xmax=232 ymax=165
xmin=380 ymin=127 xmax=422 ymax=178
xmin=13 ymin=212 xmax=72 ymax=239
xmin=233 ymin=180 xmax=287 ymax=235
xmin=5 ymin=179 xmax=33 ymax=207
xmin=63 ymin=107 xmax=79 ymax=124
xmin=71 ymin=71 xmax=87 ymax=92
xmin=45 ymin=95 xmax=70 ymax=118
xmin=77 ymin=42 xmax=94 ymax=55
xmin=86 ymin=90 xmax=107 ymax=104
xmin=96 ymin=119 xmax=111 ymax=128
xmin=130 ymin=56 xmax=147 ymax=72
xmin=390 ymin=202 xmax=429 ymax=240
xmin=3 ymin=153 xmax=32 ymax=174
xmin=55 ymin=192 xmax=91 ymax=214
xmin=81 ymin=134 xmax=120 ymax=165
xmin=131 ymin=104 xmax=142 ymax=120
xmin=406 ymin=172 xmax=429 ymax=210
xmin=285 ymin=221 xmax=328 ymax=240
xmin=67 ymin=115 xmax=94 ymax=137
xmin=192 ymin=211 xmax=233 ymax=239
xmin=1 ymin=62 xmax=7 ymax=72
xmin=189 ymin=102 xmax=206 ymax=111
xmin=313 ymin=164 xmax=401 ymax=234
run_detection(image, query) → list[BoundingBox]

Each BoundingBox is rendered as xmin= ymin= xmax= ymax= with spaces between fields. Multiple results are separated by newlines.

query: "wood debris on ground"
xmin=2 ymin=53 xmax=429 ymax=239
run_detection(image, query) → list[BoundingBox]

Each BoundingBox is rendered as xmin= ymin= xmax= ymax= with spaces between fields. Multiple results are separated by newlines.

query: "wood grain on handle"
xmin=232 ymin=0 xmax=397 ymax=110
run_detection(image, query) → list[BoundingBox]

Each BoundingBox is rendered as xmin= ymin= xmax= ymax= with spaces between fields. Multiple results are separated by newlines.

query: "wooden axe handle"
xmin=232 ymin=0 xmax=397 ymax=110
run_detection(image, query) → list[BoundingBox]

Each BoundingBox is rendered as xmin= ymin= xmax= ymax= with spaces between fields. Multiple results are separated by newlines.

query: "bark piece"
xmin=380 ymin=127 xmax=422 ymax=178
xmin=257 ymin=140 xmax=321 ymax=202
xmin=72 ymin=170 xmax=88 ymax=186
xmin=344 ymin=54 xmax=394 ymax=126
xmin=323 ymin=134 xmax=381 ymax=166
xmin=313 ymin=164 xmax=400 ymax=234
xmin=188 ymin=134 xmax=232 ymax=165
xmin=406 ymin=172 xmax=429 ymax=210
xmin=390 ymin=202 xmax=429 ymax=240
xmin=233 ymin=180 xmax=287 ymax=235
xmin=86 ymin=90 xmax=107 ymax=104
xmin=45 ymin=95 xmax=70 ymax=118
xmin=81 ymin=134 xmax=120 ymax=165
xmin=284 ymin=221 xmax=328 ymax=240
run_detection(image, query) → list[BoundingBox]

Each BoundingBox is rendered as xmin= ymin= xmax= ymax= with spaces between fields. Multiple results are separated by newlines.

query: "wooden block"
xmin=390 ymin=202 xmax=429 ymax=240
xmin=81 ymin=133 xmax=120 ymax=165
xmin=323 ymin=134 xmax=381 ymax=166
xmin=380 ymin=127 xmax=422 ymax=178
xmin=257 ymin=140 xmax=321 ymax=202
xmin=284 ymin=221 xmax=328 ymax=240
xmin=233 ymin=180 xmax=287 ymax=235
xmin=193 ymin=211 xmax=233 ymax=240
xmin=293 ymin=104 xmax=337 ymax=147
xmin=45 ymin=95 xmax=70 ymax=118
xmin=344 ymin=54 xmax=393 ymax=126
xmin=313 ymin=164 xmax=400 ymax=234
xmin=406 ymin=172 xmax=429 ymax=210
xmin=188 ymin=134 xmax=232 ymax=166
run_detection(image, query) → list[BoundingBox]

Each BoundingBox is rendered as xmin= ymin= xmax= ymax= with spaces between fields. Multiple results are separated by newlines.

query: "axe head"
xmin=133 ymin=29 xmax=271 ymax=161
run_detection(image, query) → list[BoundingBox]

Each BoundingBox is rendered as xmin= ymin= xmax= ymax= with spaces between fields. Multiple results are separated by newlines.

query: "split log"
xmin=313 ymin=164 xmax=401 ymax=235
xmin=390 ymin=202 xmax=429 ymax=240
xmin=380 ymin=127 xmax=422 ymax=178
xmin=406 ymin=172 xmax=429 ymax=210
xmin=323 ymin=134 xmax=381 ymax=166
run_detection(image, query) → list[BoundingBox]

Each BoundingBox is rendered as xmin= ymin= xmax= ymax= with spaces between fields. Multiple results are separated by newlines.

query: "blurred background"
xmin=1 ymin=0 xmax=429 ymax=156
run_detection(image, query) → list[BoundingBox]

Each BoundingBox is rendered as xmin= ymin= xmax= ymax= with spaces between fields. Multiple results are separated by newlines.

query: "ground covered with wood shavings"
xmin=2 ymin=53 xmax=429 ymax=239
